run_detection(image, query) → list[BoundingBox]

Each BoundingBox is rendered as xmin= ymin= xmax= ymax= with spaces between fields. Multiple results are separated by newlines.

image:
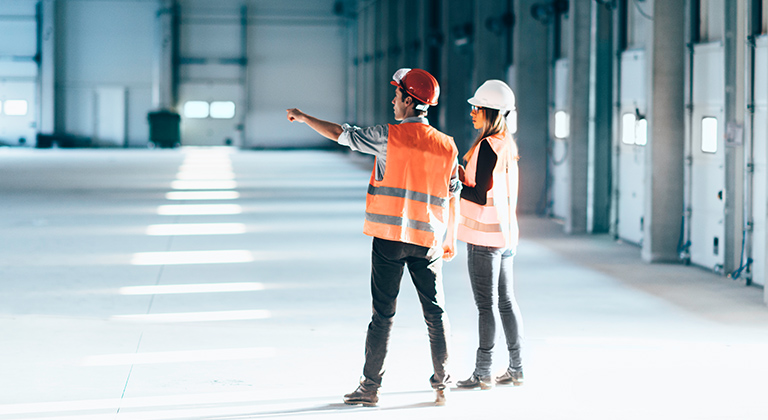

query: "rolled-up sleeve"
xmin=338 ymin=123 xmax=389 ymax=181
xmin=338 ymin=123 xmax=388 ymax=157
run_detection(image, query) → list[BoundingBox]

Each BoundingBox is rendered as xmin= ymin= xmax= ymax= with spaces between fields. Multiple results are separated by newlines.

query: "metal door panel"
xmin=179 ymin=83 xmax=243 ymax=146
xmin=0 ymin=81 xmax=36 ymax=146
xmin=617 ymin=50 xmax=646 ymax=244
xmin=550 ymin=59 xmax=569 ymax=219
xmin=690 ymin=43 xmax=725 ymax=270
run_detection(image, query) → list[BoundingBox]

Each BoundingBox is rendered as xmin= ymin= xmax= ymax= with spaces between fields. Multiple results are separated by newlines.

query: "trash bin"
xmin=147 ymin=110 xmax=181 ymax=148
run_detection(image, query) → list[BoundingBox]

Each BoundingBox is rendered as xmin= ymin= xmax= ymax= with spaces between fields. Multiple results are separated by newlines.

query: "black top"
xmin=460 ymin=139 xmax=497 ymax=205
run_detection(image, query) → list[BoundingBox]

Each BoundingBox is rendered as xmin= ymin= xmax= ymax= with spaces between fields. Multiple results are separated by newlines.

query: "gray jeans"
xmin=361 ymin=238 xmax=450 ymax=390
xmin=466 ymin=243 xmax=523 ymax=376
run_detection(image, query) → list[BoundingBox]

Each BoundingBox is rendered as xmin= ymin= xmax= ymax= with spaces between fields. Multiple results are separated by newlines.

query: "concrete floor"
xmin=1 ymin=147 xmax=767 ymax=420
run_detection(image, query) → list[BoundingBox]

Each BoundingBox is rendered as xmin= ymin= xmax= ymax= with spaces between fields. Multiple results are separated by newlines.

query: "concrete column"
xmin=374 ymin=0 xmax=386 ymax=124
xmin=511 ymin=0 xmax=549 ymax=214
xmin=473 ymin=0 xmax=507 ymax=84
xmin=355 ymin=2 xmax=369 ymax=125
xmin=439 ymin=0 xmax=474 ymax=154
xmin=39 ymin=0 xmax=56 ymax=134
xmin=642 ymin=0 xmax=686 ymax=262
xmin=151 ymin=0 xmax=176 ymax=110
xmin=564 ymin=0 xmax=591 ymax=233
xmin=360 ymin=3 xmax=375 ymax=126
xmin=724 ymin=1 xmax=746 ymax=274
xmin=403 ymin=0 xmax=425 ymax=70
xmin=587 ymin=2 xmax=614 ymax=233
xmin=381 ymin=0 xmax=403 ymax=119
xmin=389 ymin=0 xmax=405 ymax=71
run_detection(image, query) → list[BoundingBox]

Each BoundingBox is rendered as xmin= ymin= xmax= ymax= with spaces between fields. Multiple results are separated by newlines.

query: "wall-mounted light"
xmin=451 ymin=23 xmax=474 ymax=48
xmin=485 ymin=12 xmax=515 ymax=35
xmin=531 ymin=0 xmax=569 ymax=25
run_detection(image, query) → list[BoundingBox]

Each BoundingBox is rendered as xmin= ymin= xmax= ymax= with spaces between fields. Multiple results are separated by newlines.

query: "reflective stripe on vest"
xmin=363 ymin=122 xmax=458 ymax=248
xmin=367 ymin=184 xmax=448 ymax=208
xmin=460 ymin=215 xmax=502 ymax=232
xmin=366 ymin=212 xmax=436 ymax=233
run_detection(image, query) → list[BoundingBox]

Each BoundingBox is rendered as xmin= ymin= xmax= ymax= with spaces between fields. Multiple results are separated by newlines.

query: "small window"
xmin=701 ymin=117 xmax=718 ymax=153
xmin=621 ymin=113 xmax=636 ymax=145
xmin=554 ymin=110 xmax=569 ymax=139
xmin=4 ymin=100 xmax=28 ymax=116
xmin=635 ymin=118 xmax=648 ymax=146
xmin=210 ymin=101 xmax=236 ymax=119
xmin=621 ymin=113 xmax=648 ymax=146
xmin=507 ymin=110 xmax=517 ymax=134
xmin=184 ymin=101 xmax=209 ymax=119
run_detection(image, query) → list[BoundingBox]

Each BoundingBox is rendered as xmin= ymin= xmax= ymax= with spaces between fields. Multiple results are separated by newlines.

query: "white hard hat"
xmin=467 ymin=80 xmax=516 ymax=111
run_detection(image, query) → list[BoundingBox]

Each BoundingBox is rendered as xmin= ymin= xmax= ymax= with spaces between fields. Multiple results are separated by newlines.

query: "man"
xmin=286 ymin=68 xmax=460 ymax=406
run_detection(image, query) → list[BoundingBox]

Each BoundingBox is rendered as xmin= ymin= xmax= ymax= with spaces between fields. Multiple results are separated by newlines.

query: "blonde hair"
xmin=463 ymin=108 xmax=518 ymax=164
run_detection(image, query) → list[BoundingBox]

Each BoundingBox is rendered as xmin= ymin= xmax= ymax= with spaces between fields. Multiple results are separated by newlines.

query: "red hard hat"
xmin=390 ymin=68 xmax=440 ymax=106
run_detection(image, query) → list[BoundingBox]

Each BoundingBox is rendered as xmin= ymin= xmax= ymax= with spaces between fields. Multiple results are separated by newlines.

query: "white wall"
xmin=0 ymin=0 xmax=38 ymax=146
xmin=57 ymin=0 xmax=155 ymax=146
xmin=248 ymin=21 xmax=346 ymax=148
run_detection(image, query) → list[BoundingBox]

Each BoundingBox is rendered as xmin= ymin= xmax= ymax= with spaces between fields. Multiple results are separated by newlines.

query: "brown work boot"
xmin=456 ymin=373 xmax=493 ymax=390
xmin=495 ymin=368 xmax=524 ymax=386
xmin=343 ymin=382 xmax=379 ymax=406
xmin=434 ymin=388 xmax=447 ymax=406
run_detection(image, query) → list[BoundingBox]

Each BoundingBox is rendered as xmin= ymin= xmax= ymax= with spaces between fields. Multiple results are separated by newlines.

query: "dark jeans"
xmin=466 ymin=243 xmax=523 ymax=377
xmin=361 ymin=237 xmax=450 ymax=390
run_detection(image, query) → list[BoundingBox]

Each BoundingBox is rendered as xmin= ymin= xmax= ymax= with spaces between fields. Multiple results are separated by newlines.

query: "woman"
xmin=456 ymin=80 xmax=524 ymax=390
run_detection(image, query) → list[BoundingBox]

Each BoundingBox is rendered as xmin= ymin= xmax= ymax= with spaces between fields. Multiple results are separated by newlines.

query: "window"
xmin=701 ymin=117 xmax=718 ymax=153
xmin=554 ymin=111 xmax=569 ymax=139
xmin=508 ymin=110 xmax=518 ymax=134
xmin=621 ymin=113 xmax=636 ymax=144
xmin=3 ymin=100 xmax=28 ymax=116
xmin=184 ymin=101 xmax=209 ymax=119
xmin=183 ymin=101 xmax=236 ymax=119
xmin=621 ymin=113 xmax=647 ymax=146
xmin=635 ymin=118 xmax=647 ymax=145
xmin=210 ymin=101 xmax=236 ymax=119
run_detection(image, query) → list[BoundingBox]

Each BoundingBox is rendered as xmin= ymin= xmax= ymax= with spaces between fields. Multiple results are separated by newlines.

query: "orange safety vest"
xmin=458 ymin=133 xmax=519 ymax=249
xmin=363 ymin=122 xmax=458 ymax=248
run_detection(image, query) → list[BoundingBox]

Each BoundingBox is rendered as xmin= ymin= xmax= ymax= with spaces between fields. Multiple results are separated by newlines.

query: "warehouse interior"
xmin=1 ymin=0 xmax=768 ymax=418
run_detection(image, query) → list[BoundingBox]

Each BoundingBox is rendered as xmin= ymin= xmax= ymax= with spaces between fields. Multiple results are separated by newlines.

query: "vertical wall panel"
xmin=439 ymin=0 xmax=474 ymax=155
xmin=57 ymin=0 xmax=154 ymax=146
xmin=751 ymin=36 xmax=767 ymax=286
xmin=617 ymin=51 xmax=647 ymax=244
xmin=249 ymin=21 xmax=345 ymax=147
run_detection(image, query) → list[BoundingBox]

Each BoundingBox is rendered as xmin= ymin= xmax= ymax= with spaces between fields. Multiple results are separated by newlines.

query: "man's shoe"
xmin=434 ymin=388 xmax=447 ymax=406
xmin=456 ymin=373 xmax=493 ymax=390
xmin=343 ymin=383 xmax=379 ymax=406
xmin=495 ymin=369 xmax=524 ymax=386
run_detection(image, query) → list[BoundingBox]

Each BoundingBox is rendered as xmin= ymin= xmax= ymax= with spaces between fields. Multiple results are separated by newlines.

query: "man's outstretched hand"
xmin=286 ymin=108 xmax=306 ymax=123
